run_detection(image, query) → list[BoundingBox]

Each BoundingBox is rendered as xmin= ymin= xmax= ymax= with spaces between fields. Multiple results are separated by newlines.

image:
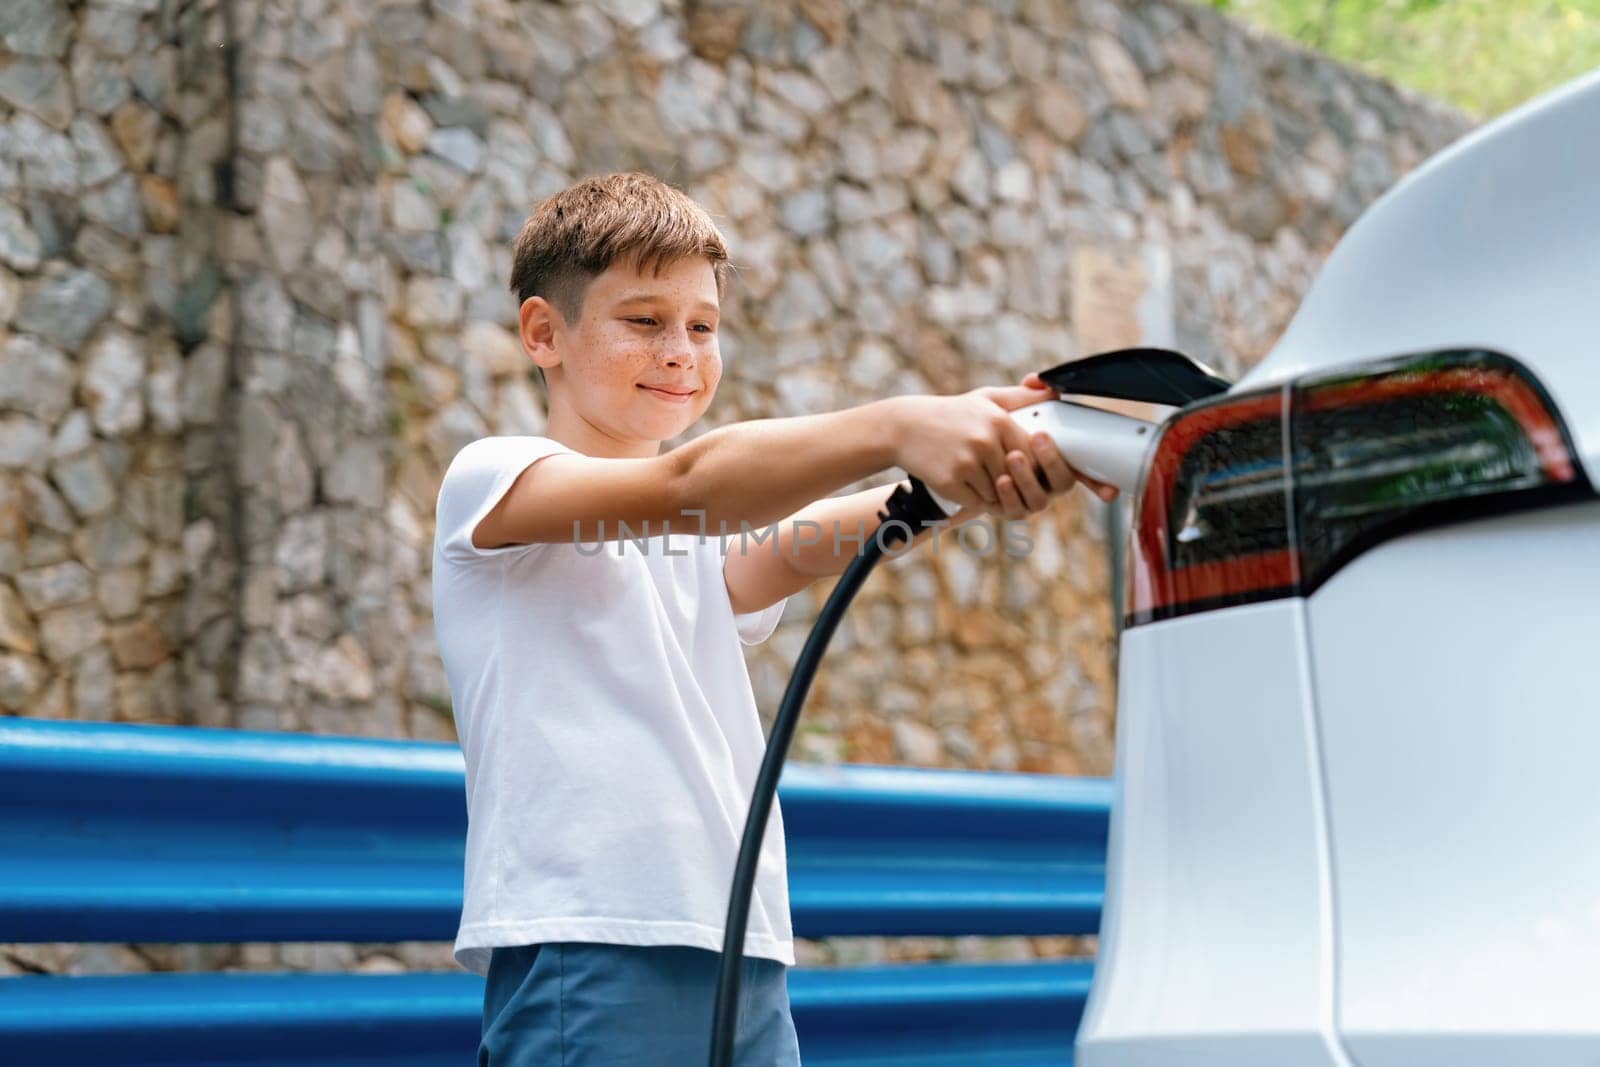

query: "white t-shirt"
xmin=431 ymin=435 xmax=795 ymax=977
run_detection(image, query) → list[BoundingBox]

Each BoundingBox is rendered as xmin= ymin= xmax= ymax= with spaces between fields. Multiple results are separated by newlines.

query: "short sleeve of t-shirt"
xmin=435 ymin=436 xmax=576 ymax=564
xmin=732 ymin=595 xmax=786 ymax=645
xmin=717 ymin=531 xmax=789 ymax=646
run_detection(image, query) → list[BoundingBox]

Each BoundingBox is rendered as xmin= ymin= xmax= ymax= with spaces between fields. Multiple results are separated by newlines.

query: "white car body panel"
xmin=1077 ymin=603 xmax=1346 ymax=1067
xmin=1309 ymin=502 xmax=1600 ymax=1066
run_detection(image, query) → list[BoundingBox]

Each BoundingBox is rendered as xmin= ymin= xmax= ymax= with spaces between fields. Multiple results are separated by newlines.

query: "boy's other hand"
xmin=979 ymin=371 xmax=1120 ymax=520
xmin=889 ymin=384 xmax=1055 ymax=513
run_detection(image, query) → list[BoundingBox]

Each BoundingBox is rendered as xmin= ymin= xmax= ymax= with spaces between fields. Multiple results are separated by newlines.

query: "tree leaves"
xmin=1216 ymin=0 xmax=1600 ymax=117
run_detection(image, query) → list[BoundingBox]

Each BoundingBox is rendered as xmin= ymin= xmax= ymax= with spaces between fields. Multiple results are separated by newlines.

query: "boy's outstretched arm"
xmin=472 ymin=383 xmax=1057 ymax=552
xmin=723 ymin=385 xmax=1119 ymax=613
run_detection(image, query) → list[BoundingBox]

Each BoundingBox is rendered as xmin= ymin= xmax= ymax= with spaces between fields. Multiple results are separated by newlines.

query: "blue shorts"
xmin=479 ymin=941 xmax=802 ymax=1066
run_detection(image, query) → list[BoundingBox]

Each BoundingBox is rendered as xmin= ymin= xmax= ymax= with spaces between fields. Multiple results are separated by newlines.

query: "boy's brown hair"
xmin=509 ymin=172 xmax=732 ymax=391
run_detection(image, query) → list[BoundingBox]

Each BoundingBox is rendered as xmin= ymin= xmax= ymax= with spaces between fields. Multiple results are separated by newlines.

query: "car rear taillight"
xmin=1126 ymin=349 xmax=1591 ymax=626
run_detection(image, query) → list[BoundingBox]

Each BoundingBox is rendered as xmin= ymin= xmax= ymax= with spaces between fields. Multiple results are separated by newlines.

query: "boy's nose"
xmin=659 ymin=328 xmax=695 ymax=364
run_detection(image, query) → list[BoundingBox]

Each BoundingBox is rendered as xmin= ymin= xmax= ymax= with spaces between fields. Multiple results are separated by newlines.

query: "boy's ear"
xmin=518 ymin=295 xmax=562 ymax=374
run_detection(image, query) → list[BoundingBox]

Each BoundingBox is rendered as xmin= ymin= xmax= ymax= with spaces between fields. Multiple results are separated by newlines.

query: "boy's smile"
xmin=638 ymin=384 xmax=696 ymax=402
xmin=521 ymin=254 xmax=723 ymax=458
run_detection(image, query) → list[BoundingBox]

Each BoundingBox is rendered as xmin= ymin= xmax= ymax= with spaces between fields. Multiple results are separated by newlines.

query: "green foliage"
xmin=1210 ymin=0 xmax=1600 ymax=116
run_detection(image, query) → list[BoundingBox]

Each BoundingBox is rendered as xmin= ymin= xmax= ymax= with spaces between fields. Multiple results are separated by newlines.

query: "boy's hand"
xmin=977 ymin=371 xmax=1120 ymax=521
xmin=889 ymin=383 xmax=1060 ymax=513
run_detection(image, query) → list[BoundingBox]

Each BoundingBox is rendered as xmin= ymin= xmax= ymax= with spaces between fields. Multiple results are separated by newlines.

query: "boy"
xmin=431 ymin=172 xmax=1114 ymax=1065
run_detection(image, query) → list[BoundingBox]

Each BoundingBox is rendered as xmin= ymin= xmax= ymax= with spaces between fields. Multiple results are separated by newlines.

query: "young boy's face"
xmin=532 ymin=254 xmax=722 ymax=448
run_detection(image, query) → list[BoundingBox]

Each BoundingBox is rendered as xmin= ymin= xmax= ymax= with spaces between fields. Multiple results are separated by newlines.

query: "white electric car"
xmin=1076 ymin=69 xmax=1600 ymax=1065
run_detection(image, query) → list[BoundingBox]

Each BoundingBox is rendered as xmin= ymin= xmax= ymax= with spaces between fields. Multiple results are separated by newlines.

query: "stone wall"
xmin=2 ymin=0 xmax=1470 ymax=975
xmin=2 ymin=0 xmax=236 ymax=731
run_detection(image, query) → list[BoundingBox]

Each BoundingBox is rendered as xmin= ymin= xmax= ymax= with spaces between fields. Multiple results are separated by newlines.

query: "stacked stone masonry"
xmin=1 ymin=0 xmax=1470 ymax=975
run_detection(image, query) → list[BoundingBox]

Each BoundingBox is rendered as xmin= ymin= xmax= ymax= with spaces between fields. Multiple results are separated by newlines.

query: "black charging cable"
xmin=708 ymin=476 xmax=953 ymax=1067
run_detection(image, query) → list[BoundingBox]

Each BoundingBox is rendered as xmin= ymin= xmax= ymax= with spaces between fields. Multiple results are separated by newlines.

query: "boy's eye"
xmin=627 ymin=317 xmax=656 ymax=326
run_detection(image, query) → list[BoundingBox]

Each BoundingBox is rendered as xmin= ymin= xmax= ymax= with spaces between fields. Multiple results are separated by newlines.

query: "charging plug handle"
xmin=877 ymin=478 xmax=956 ymax=541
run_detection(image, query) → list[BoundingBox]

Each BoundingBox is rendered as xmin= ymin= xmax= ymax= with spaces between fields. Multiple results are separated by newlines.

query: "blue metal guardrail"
xmin=0 ymin=716 xmax=1109 ymax=1065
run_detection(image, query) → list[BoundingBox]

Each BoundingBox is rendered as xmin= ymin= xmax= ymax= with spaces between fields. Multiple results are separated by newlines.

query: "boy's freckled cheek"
xmin=597 ymin=348 xmax=641 ymax=375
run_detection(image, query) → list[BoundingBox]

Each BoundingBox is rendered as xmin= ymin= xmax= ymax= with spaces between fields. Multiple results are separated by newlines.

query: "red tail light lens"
xmin=1126 ymin=349 xmax=1589 ymax=626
